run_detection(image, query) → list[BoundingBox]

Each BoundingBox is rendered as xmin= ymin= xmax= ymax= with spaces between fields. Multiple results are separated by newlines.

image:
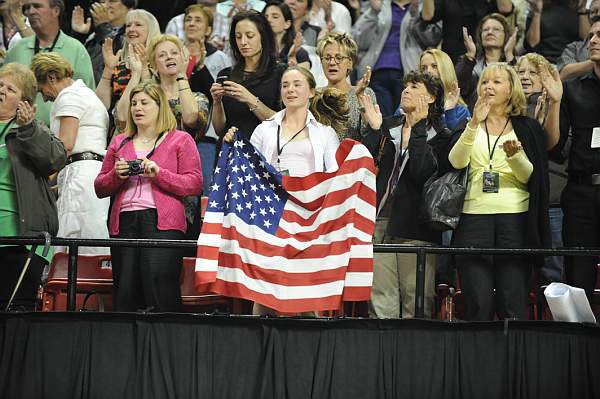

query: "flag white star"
xmin=210 ymin=200 xmax=218 ymax=208
xmin=255 ymin=196 xmax=262 ymax=204
xmin=241 ymin=189 xmax=248 ymax=197
xmin=231 ymin=165 xmax=239 ymax=173
xmin=243 ymin=152 xmax=250 ymax=159
xmin=245 ymin=202 xmax=252 ymax=209
xmin=238 ymin=140 xmax=245 ymax=148
xmin=244 ymin=174 xmax=253 ymax=182
xmin=250 ymin=184 xmax=258 ymax=192
xmin=259 ymin=184 xmax=266 ymax=191
xmin=228 ymin=182 xmax=234 ymax=190
xmin=269 ymin=183 xmax=275 ymax=190
xmin=236 ymin=204 xmax=243 ymax=212
xmin=211 ymin=183 xmax=220 ymax=191
xmin=264 ymin=195 xmax=272 ymax=203
xmin=231 ymin=192 xmax=240 ymax=200
xmin=249 ymin=211 xmax=256 ymax=219
xmin=263 ymin=220 xmax=271 ymax=228
xmin=269 ymin=207 xmax=276 ymax=215
xmin=237 ymin=177 xmax=244 ymax=184
xmin=240 ymin=164 xmax=247 ymax=172
xmin=259 ymin=160 xmax=265 ymax=167
xmin=259 ymin=208 xmax=267 ymax=216
xmin=214 ymin=166 xmax=221 ymax=174
xmin=262 ymin=171 xmax=270 ymax=179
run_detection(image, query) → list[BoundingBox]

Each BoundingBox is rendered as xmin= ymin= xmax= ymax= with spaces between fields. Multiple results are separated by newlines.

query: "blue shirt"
xmin=373 ymin=3 xmax=408 ymax=72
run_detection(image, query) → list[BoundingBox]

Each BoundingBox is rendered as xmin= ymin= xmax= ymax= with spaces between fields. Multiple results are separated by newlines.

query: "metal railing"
xmin=2 ymin=235 xmax=600 ymax=317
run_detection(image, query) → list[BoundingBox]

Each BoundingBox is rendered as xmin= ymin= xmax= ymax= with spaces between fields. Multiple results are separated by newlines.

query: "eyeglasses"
xmin=321 ymin=55 xmax=349 ymax=65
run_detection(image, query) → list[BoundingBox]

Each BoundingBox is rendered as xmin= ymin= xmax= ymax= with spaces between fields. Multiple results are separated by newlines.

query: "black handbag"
xmin=421 ymin=166 xmax=469 ymax=232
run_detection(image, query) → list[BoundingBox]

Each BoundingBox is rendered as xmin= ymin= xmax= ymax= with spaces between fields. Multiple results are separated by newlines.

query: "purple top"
xmin=373 ymin=3 xmax=408 ymax=72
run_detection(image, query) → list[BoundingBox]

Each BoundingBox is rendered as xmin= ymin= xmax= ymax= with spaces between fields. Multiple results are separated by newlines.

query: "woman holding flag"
xmin=222 ymin=66 xmax=345 ymax=314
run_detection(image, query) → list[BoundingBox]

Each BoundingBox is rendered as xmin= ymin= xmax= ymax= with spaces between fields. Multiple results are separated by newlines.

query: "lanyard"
xmin=484 ymin=118 xmax=510 ymax=170
xmin=34 ymin=31 xmax=61 ymax=55
xmin=276 ymin=123 xmax=307 ymax=167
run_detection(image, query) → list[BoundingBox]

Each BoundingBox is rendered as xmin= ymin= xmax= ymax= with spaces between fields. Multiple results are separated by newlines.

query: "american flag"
xmin=195 ymin=132 xmax=376 ymax=313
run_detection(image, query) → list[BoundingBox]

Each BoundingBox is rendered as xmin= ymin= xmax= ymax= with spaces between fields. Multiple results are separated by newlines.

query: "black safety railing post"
xmin=67 ymin=244 xmax=79 ymax=311
xmin=415 ymin=248 xmax=426 ymax=318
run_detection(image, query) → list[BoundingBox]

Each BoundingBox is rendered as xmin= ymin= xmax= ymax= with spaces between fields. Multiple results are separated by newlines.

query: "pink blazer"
xmin=94 ymin=129 xmax=203 ymax=235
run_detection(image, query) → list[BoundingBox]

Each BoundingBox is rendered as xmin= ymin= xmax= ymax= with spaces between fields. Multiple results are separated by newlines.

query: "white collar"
xmin=272 ymin=108 xmax=318 ymax=127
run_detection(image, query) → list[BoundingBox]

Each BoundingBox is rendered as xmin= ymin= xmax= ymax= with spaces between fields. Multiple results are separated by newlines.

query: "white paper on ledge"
xmin=544 ymin=282 xmax=596 ymax=323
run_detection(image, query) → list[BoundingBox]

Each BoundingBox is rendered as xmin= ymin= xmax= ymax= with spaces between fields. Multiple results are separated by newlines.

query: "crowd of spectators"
xmin=0 ymin=0 xmax=599 ymax=320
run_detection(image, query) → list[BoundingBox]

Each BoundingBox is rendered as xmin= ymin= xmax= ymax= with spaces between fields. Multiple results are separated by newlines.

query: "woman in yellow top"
xmin=448 ymin=63 xmax=550 ymax=321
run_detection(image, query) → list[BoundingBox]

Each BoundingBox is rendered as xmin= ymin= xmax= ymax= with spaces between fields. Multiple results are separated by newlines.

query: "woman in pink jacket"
xmin=95 ymin=82 xmax=203 ymax=312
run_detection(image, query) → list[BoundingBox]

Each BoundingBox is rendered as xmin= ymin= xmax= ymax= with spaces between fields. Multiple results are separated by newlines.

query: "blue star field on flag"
xmin=207 ymin=132 xmax=289 ymax=234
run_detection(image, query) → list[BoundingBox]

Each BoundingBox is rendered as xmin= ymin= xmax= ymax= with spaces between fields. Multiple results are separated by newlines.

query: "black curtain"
xmin=1 ymin=313 xmax=600 ymax=399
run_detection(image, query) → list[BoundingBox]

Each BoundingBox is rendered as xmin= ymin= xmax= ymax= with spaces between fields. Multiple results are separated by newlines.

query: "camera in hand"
xmin=125 ymin=159 xmax=144 ymax=176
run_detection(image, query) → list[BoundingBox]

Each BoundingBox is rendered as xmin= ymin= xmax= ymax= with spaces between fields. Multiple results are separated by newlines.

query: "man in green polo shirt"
xmin=4 ymin=0 xmax=95 ymax=126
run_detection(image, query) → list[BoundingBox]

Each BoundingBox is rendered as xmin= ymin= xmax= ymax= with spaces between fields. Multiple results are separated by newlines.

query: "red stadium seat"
xmin=41 ymin=252 xmax=113 ymax=311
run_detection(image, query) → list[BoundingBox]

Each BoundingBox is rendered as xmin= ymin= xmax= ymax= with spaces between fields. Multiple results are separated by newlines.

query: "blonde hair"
xmin=0 ymin=63 xmax=37 ymax=103
xmin=31 ymin=52 xmax=74 ymax=84
xmin=122 ymin=9 xmax=161 ymax=60
xmin=420 ymin=49 xmax=466 ymax=107
xmin=316 ymin=32 xmax=358 ymax=66
xmin=125 ymin=81 xmax=177 ymax=136
xmin=477 ymin=63 xmax=527 ymax=116
xmin=146 ymin=34 xmax=184 ymax=73
xmin=516 ymin=53 xmax=552 ymax=75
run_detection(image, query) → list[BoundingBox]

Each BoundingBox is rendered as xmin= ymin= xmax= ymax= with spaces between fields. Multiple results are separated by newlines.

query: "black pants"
xmin=111 ymin=209 xmax=184 ymax=312
xmin=453 ymin=213 xmax=531 ymax=321
xmin=0 ymin=246 xmax=46 ymax=310
xmin=562 ymin=182 xmax=600 ymax=299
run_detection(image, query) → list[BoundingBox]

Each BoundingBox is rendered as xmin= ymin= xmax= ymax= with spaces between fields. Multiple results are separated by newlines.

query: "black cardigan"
xmin=448 ymin=115 xmax=552 ymax=251
xmin=362 ymin=116 xmax=453 ymax=244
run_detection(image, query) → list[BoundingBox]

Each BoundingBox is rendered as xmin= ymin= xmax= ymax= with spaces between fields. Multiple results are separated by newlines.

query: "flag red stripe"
xmin=285 ymin=180 xmax=376 ymax=214
xmin=277 ymin=211 xmax=375 ymax=239
xmin=213 ymin=252 xmax=372 ymax=286
xmin=283 ymin=157 xmax=376 ymax=194
xmin=199 ymin=221 xmax=370 ymax=259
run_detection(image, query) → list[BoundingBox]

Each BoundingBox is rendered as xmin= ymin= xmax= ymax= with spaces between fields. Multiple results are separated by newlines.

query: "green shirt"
xmin=0 ymin=121 xmax=52 ymax=263
xmin=4 ymin=31 xmax=96 ymax=127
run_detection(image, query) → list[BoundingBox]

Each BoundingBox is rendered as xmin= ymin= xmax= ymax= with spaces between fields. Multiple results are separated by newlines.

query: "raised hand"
xmin=534 ymin=90 xmax=548 ymax=125
xmin=444 ymin=81 xmax=461 ymax=111
xmin=102 ymin=38 xmax=121 ymax=70
xmin=71 ymin=6 xmax=91 ymax=34
xmin=470 ymin=93 xmax=491 ymax=127
xmin=179 ymin=45 xmax=191 ymax=75
xmin=15 ymin=101 xmax=36 ymax=127
xmin=504 ymin=27 xmax=518 ymax=62
xmin=502 ymin=139 xmax=522 ymax=158
xmin=406 ymin=95 xmax=429 ymax=127
xmin=359 ymin=93 xmax=382 ymax=130
xmin=462 ymin=26 xmax=476 ymax=60
xmin=356 ymin=66 xmax=371 ymax=97
xmin=526 ymin=0 xmax=544 ymax=13
xmin=370 ymin=0 xmax=382 ymax=12
xmin=539 ymin=65 xmax=563 ymax=104
xmin=288 ymin=32 xmax=304 ymax=59
xmin=127 ymin=43 xmax=143 ymax=75
xmin=90 ymin=2 xmax=110 ymax=25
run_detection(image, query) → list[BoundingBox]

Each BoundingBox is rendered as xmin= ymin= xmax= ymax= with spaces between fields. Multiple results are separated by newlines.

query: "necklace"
xmin=138 ymin=136 xmax=154 ymax=144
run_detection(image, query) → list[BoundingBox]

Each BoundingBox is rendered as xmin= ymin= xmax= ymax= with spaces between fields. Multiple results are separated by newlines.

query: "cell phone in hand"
xmin=216 ymin=75 xmax=229 ymax=85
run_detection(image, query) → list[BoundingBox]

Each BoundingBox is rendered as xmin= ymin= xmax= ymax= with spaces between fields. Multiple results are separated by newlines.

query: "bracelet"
xmin=248 ymin=96 xmax=260 ymax=112
xmin=176 ymin=76 xmax=186 ymax=82
xmin=101 ymin=75 xmax=112 ymax=81
xmin=179 ymin=87 xmax=191 ymax=92
xmin=578 ymin=11 xmax=588 ymax=15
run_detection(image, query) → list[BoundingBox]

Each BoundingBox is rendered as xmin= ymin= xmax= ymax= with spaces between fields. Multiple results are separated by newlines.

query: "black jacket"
xmin=363 ymin=116 xmax=453 ymax=244
xmin=448 ymin=115 xmax=551 ymax=250
xmin=5 ymin=120 xmax=67 ymax=236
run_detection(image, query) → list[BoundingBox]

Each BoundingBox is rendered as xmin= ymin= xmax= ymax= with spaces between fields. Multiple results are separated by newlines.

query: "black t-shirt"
xmin=525 ymin=3 xmax=580 ymax=64
xmin=428 ymin=0 xmax=503 ymax=62
xmin=217 ymin=63 xmax=286 ymax=139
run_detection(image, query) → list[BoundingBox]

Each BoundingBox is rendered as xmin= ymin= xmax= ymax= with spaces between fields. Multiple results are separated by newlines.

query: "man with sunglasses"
xmin=4 ymin=0 xmax=94 ymax=126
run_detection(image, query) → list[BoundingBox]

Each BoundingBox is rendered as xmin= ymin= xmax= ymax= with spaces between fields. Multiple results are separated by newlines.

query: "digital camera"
xmin=126 ymin=159 xmax=144 ymax=176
